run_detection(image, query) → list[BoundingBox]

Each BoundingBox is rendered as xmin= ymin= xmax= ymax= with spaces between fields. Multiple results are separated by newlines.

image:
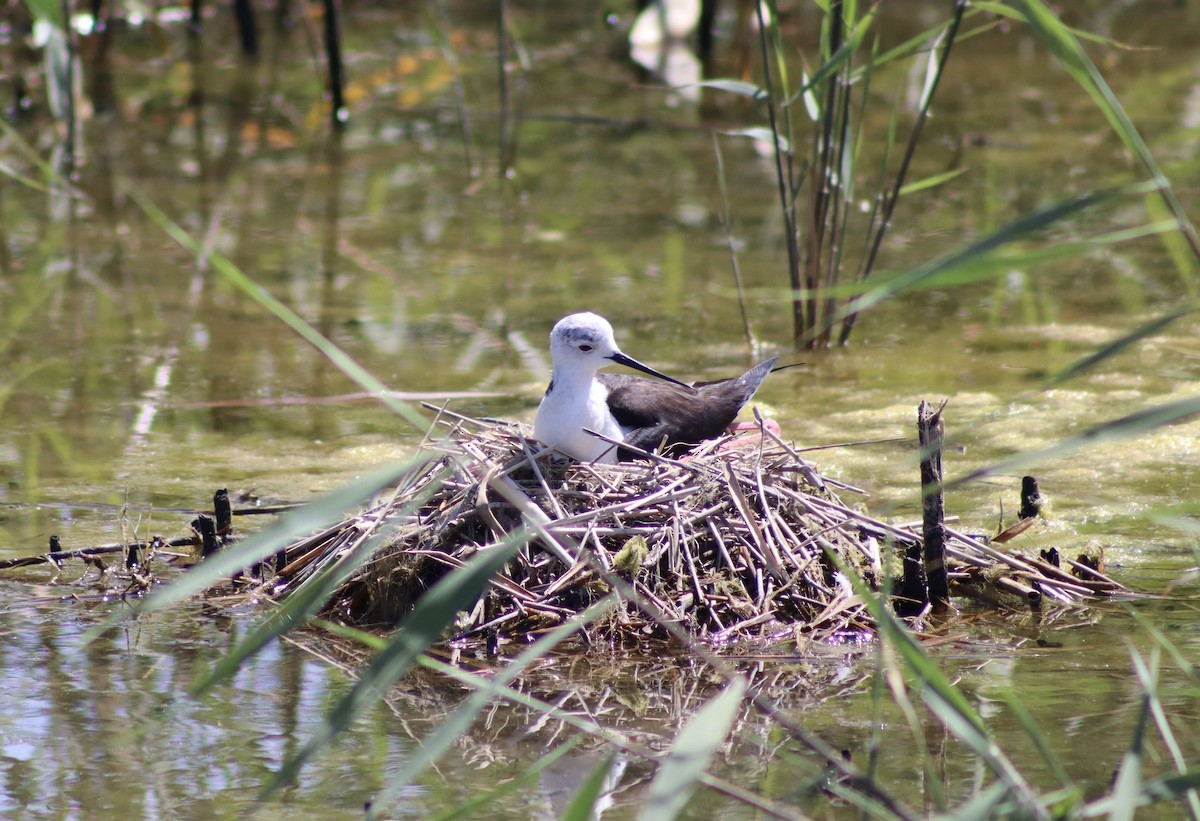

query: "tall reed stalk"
xmin=756 ymin=0 xmax=967 ymax=349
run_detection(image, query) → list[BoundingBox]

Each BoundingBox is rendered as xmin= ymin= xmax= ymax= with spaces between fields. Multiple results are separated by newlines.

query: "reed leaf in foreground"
xmin=1105 ymin=651 xmax=1152 ymax=821
xmin=1129 ymin=608 xmax=1197 ymax=678
xmin=1009 ymin=0 xmax=1200 ymax=269
xmin=359 ymin=598 xmax=617 ymax=817
xmin=191 ymin=462 xmax=452 ymax=696
xmin=79 ymin=458 xmax=427 ymax=644
xmin=1129 ymin=649 xmax=1200 ymax=818
xmin=262 ymin=533 xmax=526 ymax=796
xmin=731 ymin=210 xmax=1174 ymax=306
xmin=128 ymin=189 xmax=430 ymax=434
xmin=930 ymin=782 xmax=1009 ymax=821
xmin=563 ymin=753 xmax=618 ymax=821
xmin=835 ymin=182 xmax=1153 ymax=322
xmin=426 ymin=741 xmax=580 ymax=821
xmin=1040 ymin=303 xmax=1200 ymax=390
xmin=414 ymin=654 xmax=803 ymax=819
xmin=947 ymin=394 xmax=1200 ymax=488
xmin=1081 ymin=773 xmax=1200 ymax=818
xmin=996 ymin=692 xmax=1075 ymax=794
xmin=836 ymin=552 xmax=1048 ymax=818
xmin=640 ymin=678 xmax=748 ymax=821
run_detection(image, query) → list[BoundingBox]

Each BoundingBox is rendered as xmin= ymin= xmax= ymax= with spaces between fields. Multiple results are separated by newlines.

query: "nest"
xmin=263 ymin=412 xmax=1129 ymax=648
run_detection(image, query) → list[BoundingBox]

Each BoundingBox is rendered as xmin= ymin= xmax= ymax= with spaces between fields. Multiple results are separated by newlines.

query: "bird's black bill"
xmin=608 ymin=352 xmax=691 ymax=388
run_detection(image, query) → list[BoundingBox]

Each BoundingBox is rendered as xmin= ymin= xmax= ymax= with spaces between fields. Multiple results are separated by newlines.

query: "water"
xmin=2 ymin=2 xmax=1200 ymax=817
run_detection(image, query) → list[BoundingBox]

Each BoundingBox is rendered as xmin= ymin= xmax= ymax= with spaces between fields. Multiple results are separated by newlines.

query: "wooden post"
xmin=1019 ymin=475 xmax=1042 ymax=520
xmin=894 ymin=539 xmax=926 ymax=617
xmin=213 ymin=488 xmax=232 ymax=540
xmin=918 ymin=400 xmax=951 ymax=613
xmin=233 ymin=0 xmax=258 ymax=57
xmin=193 ymin=515 xmax=220 ymax=559
xmin=323 ymin=0 xmax=347 ymax=127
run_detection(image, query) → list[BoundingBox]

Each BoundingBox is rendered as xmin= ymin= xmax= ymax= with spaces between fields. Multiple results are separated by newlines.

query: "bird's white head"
xmin=548 ymin=312 xmax=621 ymax=374
xmin=546 ymin=312 xmax=690 ymax=386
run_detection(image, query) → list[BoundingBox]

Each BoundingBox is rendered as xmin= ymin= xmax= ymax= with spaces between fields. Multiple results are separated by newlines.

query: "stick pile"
xmin=263 ymin=413 xmax=1128 ymax=647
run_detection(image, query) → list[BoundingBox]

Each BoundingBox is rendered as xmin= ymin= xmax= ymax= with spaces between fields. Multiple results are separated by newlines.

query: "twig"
xmin=0 ymin=537 xmax=197 ymax=570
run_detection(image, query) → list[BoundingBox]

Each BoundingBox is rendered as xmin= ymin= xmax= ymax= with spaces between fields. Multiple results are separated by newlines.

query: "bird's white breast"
xmin=534 ymin=377 xmax=623 ymax=463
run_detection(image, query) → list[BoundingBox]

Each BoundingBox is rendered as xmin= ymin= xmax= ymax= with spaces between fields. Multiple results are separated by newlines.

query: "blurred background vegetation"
xmin=3 ymin=0 xmax=1200 ymax=817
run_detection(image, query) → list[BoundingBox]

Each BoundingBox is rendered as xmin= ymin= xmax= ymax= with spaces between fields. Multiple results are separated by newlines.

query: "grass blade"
xmin=562 ymin=753 xmax=618 ymax=821
xmin=364 ymin=598 xmax=616 ymax=815
xmin=721 ymin=126 xmax=791 ymax=152
xmin=639 ymin=677 xmax=748 ymax=821
xmin=1042 ymin=303 xmax=1200 ymax=389
xmin=1131 ymin=649 xmax=1200 ymax=818
xmin=695 ymin=79 xmax=766 ymax=99
xmin=997 ymin=691 xmax=1074 ymax=789
xmin=713 ymin=134 xmax=754 ymax=350
xmin=81 ymin=459 xmax=428 ymax=645
xmin=1139 ymin=772 xmax=1200 ymax=804
xmin=261 ymin=532 xmax=526 ymax=796
xmin=427 ymin=741 xmax=580 ymax=821
xmin=415 ymin=655 xmax=802 ymax=820
xmin=1128 ymin=609 xmax=1195 ymax=678
xmin=834 ymin=551 xmax=1048 ymax=818
xmin=843 ymin=183 xmax=1147 ymax=322
xmin=1108 ymin=695 xmax=1148 ymax=820
xmin=949 ymin=394 xmax=1200 ymax=488
xmin=898 ymin=167 xmax=968 ymax=197
xmin=191 ymin=463 xmax=451 ymax=695
xmin=1012 ymin=0 xmax=1200 ymax=271
xmin=128 ymin=188 xmax=429 ymax=433
xmin=781 ymin=7 xmax=877 ymax=109
xmin=934 ymin=781 xmax=1010 ymax=821
xmin=1083 ymin=772 xmax=1200 ymax=817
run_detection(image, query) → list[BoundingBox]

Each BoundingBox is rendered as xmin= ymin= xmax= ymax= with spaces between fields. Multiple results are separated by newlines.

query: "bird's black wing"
xmin=596 ymin=374 xmax=696 ymax=430
xmin=599 ymin=358 xmax=781 ymax=460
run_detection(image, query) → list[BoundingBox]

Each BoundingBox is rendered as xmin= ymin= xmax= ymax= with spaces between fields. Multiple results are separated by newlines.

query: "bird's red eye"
xmin=579 ymin=345 xmax=593 ymax=352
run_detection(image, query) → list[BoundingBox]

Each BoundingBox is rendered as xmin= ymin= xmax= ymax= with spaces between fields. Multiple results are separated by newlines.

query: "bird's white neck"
xmin=535 ymin=364 xmax=622 ymax=463
xmin=547 ymin=362 xmax=600 ymax=395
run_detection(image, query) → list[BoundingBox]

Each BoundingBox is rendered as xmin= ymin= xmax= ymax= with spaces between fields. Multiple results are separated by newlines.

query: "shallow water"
xmin=2 ymin=2 xmax=1200 ymax=817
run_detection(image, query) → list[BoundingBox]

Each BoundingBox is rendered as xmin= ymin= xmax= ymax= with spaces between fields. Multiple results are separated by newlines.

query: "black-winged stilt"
xmin=533 ymin=312 xmax=778 ymax=463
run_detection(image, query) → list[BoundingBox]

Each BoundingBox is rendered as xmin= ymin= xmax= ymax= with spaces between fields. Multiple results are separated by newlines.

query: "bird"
xmin=533 ymin=312 xmax=780 ymax=463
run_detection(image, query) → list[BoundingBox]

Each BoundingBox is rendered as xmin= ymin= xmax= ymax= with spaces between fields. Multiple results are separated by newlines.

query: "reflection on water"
xmin=1 ymin=592 xmax=1197 ymax=818
xmin=0 ymin=599 xmax=398 ymax=818
xmin=2 ymin=1 xmax=1200 ymax=816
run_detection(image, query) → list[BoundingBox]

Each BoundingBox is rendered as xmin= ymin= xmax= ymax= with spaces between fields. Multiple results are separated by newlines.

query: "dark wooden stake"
xmin=0 ymin=536 xmax=197 ymax=571
xmin=894 ymin=540 xmax=926 ymax=618
xmin=126 ymin=539 xmax=141 ymax=570
xmin=1019 ymin=475 xmax=1042 ymax=521
xmin=323 ymin=0 xmax=347 ymax=127
xmin=193 ymin=515 xmax=220 ymax=559
xmin=918 ymin=400 xmax=951 ymax=614
xmin=234 ymin=0 xmax=259 ymax=57
xmin=213 ymin=488 xmax=233 ymax=540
